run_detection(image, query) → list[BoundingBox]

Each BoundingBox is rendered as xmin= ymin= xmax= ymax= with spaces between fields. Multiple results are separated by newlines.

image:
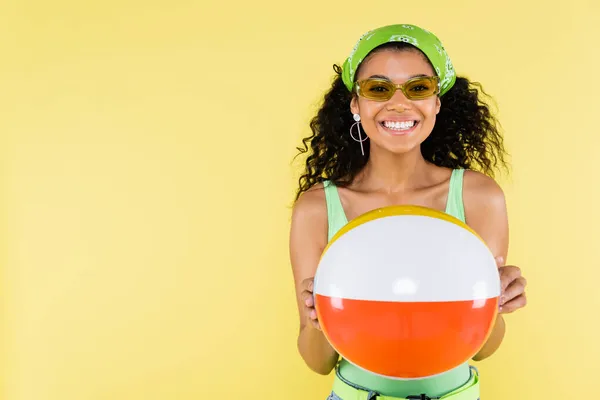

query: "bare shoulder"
xmin=289 ymin=182 xmax=329 ymax=261
xmin=463 ymin=170 xmax=507 ymax=213
xmin=462 ymin=170 xmax=509 ymax=258
xmin=291 ymin=183 xmax=327 ymax=223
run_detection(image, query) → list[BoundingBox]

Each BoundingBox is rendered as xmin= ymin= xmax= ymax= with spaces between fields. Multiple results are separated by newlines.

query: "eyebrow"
xmin=367 ymin=73 xmax=428 ymax=80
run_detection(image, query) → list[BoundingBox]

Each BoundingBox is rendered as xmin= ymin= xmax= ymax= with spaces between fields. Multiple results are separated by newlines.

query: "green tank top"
xmin=322 ymin=168 xmax=471 ymax=397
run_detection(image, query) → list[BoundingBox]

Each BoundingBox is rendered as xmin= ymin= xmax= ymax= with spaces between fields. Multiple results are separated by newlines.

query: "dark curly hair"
xmin=293 ymin=42 xmax=509 ymax=201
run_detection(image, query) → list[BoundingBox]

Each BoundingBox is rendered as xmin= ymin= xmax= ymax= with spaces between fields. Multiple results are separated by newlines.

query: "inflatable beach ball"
xmin=313 ymin=205 xmax=500 ymax=379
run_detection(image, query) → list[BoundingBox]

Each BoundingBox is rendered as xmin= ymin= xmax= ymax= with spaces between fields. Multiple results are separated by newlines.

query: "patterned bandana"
xmin=341 ymin=24 xmax=456 ymax=96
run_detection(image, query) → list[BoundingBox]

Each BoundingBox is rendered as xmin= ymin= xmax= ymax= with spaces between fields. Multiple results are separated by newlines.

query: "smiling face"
xmin=350 ymin=47 xmax=441 ymax=155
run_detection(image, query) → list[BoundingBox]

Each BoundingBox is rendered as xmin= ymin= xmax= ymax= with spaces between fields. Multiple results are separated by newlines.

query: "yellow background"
xmin=1 ymin=0 xmax=599 ymax=399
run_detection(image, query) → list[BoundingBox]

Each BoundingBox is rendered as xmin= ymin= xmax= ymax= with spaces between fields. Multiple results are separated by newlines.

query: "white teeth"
xmin=383 ymin=120 xmax=416 ymax=130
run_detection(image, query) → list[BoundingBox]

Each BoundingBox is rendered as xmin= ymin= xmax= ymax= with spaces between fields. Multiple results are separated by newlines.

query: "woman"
xmin=289 ymin=24 xmax=527 ymax=399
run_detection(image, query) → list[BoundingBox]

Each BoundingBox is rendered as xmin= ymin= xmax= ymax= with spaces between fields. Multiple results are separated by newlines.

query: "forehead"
xmin=356 ymin=49 xmax=435 ymax=81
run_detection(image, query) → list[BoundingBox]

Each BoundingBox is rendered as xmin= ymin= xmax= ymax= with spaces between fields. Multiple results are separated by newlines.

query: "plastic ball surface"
xmin=313 ymin=205 xmax=500 ymax=379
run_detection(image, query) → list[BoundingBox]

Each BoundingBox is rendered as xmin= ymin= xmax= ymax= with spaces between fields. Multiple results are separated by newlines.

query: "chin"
xmin=388 ymin=145 xmax=420 ymax=155
xmin=372 ymin=134 xmax=425 ymax=154
xmin=372 ymin=141 xmax=420 ymax=155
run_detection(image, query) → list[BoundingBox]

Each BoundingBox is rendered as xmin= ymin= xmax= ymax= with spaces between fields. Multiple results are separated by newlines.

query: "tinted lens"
xmin=356 ymin=77 xmax=440 ymax=101
xmin=357 ymin=79 xmax=395 ymax=100
xmin=403 ymin=77 xmax=439 ymax=99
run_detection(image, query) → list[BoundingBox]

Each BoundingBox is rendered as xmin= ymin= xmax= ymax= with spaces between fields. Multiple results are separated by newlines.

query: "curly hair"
xmin=293 ymin=42 xmax=509 ymax=201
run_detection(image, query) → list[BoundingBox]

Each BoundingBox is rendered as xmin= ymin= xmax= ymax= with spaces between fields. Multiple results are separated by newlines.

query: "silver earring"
xmin=350 ymin=113 xmax=367 ymax=156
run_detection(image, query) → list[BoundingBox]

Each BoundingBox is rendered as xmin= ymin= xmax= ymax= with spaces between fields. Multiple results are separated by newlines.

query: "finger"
xmin=305 ymin=307 xmax=321 ymax=330
xmin=495 ymin=256 xmax=504 ymax=267
xmin=303 ymin=306 xmax=315 ymax=322
xmin=302 ymin=291 xmax=314 ymax=308
xmin=499 ymin=266 xmax=522 ymax=291
xmin=304 ymin=278 xmax=314 ymax=293
xmin=499 ymin=265 xmax=521 ymax=281
xmin=312 ymin=319 xmax=321 ymax=330
xmin=500 ymin=292 xmax=527 ymax=314
xmin=303 ymin=299 xmax=319 ymax=319
xmin=502 ymin=277 xmax=527 ymax=304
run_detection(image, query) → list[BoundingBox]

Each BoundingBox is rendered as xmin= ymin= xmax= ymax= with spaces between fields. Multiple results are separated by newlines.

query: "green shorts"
xmin=327 ymin=366 xmax=480 ymax=400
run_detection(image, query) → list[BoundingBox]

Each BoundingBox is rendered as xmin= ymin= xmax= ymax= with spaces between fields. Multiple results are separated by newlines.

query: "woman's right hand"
xmin=290 ymin=187 xmax=339 ymax=374
xmin=300 ymin=277 xmax=321 ymax=330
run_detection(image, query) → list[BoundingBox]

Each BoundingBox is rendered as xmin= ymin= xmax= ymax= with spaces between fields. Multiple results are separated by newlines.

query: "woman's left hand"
xmin=496 ymin=257 xmax=527 ymax=314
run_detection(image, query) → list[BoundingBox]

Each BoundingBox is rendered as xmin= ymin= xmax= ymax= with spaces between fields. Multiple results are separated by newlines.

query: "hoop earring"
xmin=350 ymin=113 xmax=368 ymax=156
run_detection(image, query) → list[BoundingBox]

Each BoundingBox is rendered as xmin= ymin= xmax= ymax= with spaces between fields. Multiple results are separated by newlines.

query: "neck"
xmin=357 ymin=146 xmax=429 ymax=193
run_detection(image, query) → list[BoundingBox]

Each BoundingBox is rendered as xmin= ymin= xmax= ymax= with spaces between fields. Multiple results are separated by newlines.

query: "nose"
xmin=386 ymin=89 xmax=411 ymax=112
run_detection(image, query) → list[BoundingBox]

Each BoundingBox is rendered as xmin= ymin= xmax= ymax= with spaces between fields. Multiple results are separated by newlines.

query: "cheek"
xmin=416 ymin=100 xmax=439 ymax=119
xmin=358 ymin=100 xmax=385 ymax=121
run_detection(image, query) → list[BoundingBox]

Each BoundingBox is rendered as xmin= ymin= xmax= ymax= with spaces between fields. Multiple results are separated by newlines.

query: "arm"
xmin=289 ymin=187 xmax=339 ymax=375
xmin=462 ymin=171 xmax=509 ymax=361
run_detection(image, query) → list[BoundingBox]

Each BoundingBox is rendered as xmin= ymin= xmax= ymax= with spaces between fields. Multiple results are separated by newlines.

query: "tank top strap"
xmin=323 ymin=180 xmax=349 ymax=242
xmin=445 ymin=169 xmax=466 ymax=223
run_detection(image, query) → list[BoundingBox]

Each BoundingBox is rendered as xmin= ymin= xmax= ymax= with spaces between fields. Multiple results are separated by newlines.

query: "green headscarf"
xmin=341 ymin=24 xmax=456 ymax=96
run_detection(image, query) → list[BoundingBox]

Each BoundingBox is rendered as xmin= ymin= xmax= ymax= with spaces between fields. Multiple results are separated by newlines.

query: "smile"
xmin=379 ymin=120 xmax=419 ymax=135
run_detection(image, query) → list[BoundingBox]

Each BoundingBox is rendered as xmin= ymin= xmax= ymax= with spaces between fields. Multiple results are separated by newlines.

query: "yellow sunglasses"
xmin=354 ymin=76 xmax=440 ymax=101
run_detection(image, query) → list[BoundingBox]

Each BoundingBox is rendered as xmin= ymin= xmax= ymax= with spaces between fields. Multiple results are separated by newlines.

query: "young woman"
xmin=289 ymin=24 xmax=527 ymax=399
